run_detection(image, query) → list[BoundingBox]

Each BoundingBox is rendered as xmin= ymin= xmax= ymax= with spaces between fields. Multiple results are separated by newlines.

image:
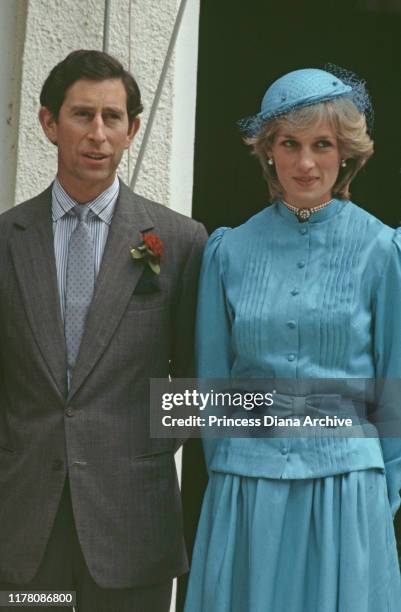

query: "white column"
xmin=170 ymin=0 xmax=200 ymax=217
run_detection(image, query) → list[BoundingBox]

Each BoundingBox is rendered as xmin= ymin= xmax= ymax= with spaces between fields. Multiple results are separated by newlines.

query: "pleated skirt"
xmin=184 ymin=469 xmax=401 ymax=612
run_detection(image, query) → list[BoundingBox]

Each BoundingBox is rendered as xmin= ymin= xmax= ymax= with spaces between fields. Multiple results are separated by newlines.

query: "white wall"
xmin=0 ymin=0 xmax=27 ymax=212
xmin=14 ymin=0 xmax=199 ymax=218
xmin=15 ymin=0 xmax=104 ymax=204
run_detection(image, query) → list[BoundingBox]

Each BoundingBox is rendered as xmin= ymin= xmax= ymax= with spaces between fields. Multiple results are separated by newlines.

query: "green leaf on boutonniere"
xmin=131 ymin=233 xmax=163 ymax=276
xmin=130 ymin=246 xmax=146 ymax=259
xmin=148 ymin=260 xmax=161 ymax=275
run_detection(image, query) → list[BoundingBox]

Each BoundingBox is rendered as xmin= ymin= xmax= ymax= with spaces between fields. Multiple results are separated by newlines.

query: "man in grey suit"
xmin=0 ymin=50 xmax=207 ymax=611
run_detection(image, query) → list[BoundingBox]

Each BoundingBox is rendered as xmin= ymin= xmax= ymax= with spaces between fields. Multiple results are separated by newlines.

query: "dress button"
xmin=297 ymin=261 xmax=305 ymax=269
xmin=291 ymin=288 xmax=299 ymax=296
xmin=287 ymin=320 xmax=296 ymax=329
xmin=281 ymin=447 xmax=288 ymax=455
xmin=300 ymin=227 xmax=308 ymax=235
xmin=65 ymin=408 xmax=74 ymax=417
xmin=287 ymin=354 xmax=296 ymax=362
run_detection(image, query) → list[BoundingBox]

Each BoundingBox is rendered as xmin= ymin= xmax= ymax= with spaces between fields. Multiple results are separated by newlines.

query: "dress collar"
xmin=276 ymin=198 xmax=348 ymax=224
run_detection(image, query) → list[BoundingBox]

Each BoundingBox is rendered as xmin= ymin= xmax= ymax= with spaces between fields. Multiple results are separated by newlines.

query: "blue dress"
xmin=184 ymin=200 xmax=401 ymax=612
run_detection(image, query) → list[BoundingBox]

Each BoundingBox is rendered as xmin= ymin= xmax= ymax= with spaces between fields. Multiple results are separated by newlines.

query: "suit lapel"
xmin=10 ymin=188 xmax=68 ymax=397
xmin=67 ymin=182 xmax=154 ymax=401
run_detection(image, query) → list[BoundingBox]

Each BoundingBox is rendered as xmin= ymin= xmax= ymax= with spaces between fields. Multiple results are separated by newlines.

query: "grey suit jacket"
xmin=0 ymin=181 xmax=207 ymax=588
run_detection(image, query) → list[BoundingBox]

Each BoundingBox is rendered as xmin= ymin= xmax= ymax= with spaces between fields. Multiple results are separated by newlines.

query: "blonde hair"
xmin=245 ymin=98 xmax=374 ymax=201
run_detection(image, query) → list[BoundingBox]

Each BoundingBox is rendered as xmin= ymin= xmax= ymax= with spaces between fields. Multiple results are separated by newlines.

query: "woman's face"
xmin=268 ymin=120 xmax=341 ymax=208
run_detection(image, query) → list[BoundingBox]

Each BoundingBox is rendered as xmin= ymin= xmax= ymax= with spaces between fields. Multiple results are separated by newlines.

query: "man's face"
xmin=39 ymin=78 xmax=140 ymax=202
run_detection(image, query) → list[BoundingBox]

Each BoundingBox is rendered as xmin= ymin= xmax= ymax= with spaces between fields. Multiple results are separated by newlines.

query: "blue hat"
xmin=238 ymin=65 xmax=373 ymax=136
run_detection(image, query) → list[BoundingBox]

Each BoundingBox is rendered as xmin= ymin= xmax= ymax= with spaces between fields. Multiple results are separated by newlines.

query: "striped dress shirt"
xmin=52 ymin=176 xmax=120 ymax=321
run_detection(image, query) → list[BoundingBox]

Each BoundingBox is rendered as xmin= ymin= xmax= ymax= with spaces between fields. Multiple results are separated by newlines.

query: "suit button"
xmin=291 ymin=288 xmax=299 ymax=296
xmin=281 ymin=447 xmax=289 ymax=455
xmin=287 ymin=320 xmax=296 ymax=329
xmin=287 ymin=354 xmax=296 ymax=362
xmin=52 ymin=459 xmax=63 ymax=471
xmin=65 ymin=408 xmax=74 ymax=417
xmin=297 ymin=261 xmax=305 ymax=269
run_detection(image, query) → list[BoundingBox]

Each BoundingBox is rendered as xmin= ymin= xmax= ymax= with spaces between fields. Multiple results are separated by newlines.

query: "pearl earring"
xmin=267 ymin=158 xmax=274 ymax=166
xmin=341 ymin=160 xmax=346 ymax=168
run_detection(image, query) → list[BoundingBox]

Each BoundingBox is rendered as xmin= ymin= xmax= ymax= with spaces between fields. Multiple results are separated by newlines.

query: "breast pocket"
xmin=125 ymin=295 xmax=169 ymax=313
xmin=126 ymin=271 xmax=170 ymax=312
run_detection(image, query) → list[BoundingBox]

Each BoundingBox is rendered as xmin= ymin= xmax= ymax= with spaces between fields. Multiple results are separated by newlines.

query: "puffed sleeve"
xmin=374 ymin=230 xmax=401 ymax=516
xmin=196 ymin=228 xmax=233 ymax=467
xmin=196 ymin=227 xmax=233 ymax=377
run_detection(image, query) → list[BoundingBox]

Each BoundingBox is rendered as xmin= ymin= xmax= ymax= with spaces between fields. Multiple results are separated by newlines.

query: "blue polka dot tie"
xmin=65 ymin=205 xmax=95 ymax=374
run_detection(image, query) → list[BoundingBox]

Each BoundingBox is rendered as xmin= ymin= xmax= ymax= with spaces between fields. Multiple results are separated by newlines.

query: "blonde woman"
xmin=185 ymin=67 xmax=401 ymax=612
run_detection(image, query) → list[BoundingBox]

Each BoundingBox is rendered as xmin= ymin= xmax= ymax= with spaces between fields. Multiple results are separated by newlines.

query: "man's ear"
xmin=125 ymin=116 xmax=141 ymax=149
xmin=38 ymin=107 xmax=58 ymax=145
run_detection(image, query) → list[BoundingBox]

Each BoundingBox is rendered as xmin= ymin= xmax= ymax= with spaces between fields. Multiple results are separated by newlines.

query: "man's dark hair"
xmin=40 ymin=49 xmax=143 ymax=126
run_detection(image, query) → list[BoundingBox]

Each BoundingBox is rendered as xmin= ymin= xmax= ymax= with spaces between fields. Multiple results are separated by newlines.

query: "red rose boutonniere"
xmin=130 ymin=233 xmax=164 ymax=274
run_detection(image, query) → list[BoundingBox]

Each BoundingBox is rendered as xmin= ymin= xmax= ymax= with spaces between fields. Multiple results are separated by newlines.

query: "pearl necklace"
xmin=282 ymin=199 xmax=332 ymax=223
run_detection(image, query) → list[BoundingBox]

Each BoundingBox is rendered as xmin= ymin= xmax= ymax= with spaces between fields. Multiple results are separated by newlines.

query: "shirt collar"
xmin=51 ymin=176 xmax=120 ymax=225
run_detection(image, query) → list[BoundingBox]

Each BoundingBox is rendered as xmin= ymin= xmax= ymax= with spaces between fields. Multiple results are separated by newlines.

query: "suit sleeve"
xmin=170 ymin=221 xmax=208 ymax=379
xmin=374 ymin=230 xmax=401 ymax=517
xmin=195 ymin=228 xmax=233 ymax=468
